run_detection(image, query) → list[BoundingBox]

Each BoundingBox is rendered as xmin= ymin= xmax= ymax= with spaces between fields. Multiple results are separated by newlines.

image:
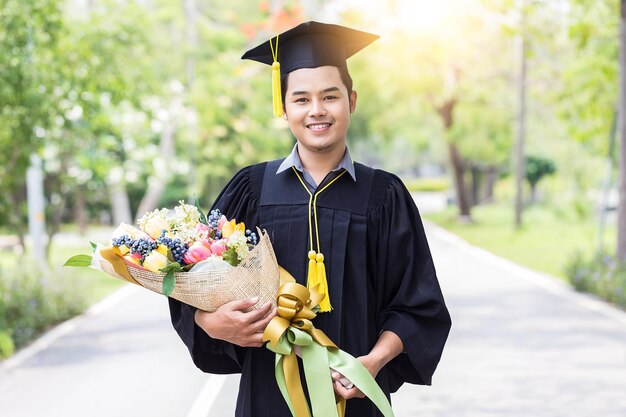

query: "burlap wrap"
xmin=99 ymin=230 xmax=279 ymax=312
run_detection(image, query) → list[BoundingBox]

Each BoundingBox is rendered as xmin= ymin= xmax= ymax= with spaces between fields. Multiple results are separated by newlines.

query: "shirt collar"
xmin=276 ymin=143 xmax=357 ymax=181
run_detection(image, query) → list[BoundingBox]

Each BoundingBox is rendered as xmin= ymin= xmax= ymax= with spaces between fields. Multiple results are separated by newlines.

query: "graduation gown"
xmin=169 ymin=159 xmax=451 ymax=417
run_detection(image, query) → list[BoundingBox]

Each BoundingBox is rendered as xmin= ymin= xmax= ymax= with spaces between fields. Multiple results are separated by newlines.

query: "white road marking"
xmin=185 ymin=374 xmax=229 ymax=417
xmin=0 ymin=284 xmax=138 ymax=371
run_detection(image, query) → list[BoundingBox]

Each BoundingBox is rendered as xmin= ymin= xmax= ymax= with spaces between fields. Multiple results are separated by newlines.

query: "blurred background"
xmin=0 ymin=1 xmax=624 ymax=414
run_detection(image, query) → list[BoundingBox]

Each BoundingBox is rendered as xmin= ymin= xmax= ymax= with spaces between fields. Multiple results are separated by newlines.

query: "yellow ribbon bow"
xmin=262 ymin=267 xmax=395 ymax=417
xmin=263 ymin=267 xmax=343 ymax=417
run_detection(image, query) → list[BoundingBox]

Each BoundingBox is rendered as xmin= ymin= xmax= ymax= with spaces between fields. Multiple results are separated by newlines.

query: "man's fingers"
xmin=252 ymin=307 xmax=277 ymax=332
xmin=334 ymin=380 xmax=350 ymax=399
xmin=333 ymin=381 xmax=364 ymax=400
xmin=241 ymin=332 xmax=265 ymax=347
xmin=222 ymin=296 xmax=259 ymax=312
xmin=244 ymin=302 xmax=273 ymax=323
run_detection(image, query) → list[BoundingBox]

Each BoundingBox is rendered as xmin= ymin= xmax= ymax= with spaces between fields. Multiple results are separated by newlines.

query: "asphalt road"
xmin=1 ymin=223 xmax=625 ymax=417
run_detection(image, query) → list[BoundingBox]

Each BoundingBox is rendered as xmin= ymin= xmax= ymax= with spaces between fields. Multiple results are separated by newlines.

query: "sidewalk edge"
xmin=0 ymin=284 xmax=139 ymax=372
xmin=424 ymin=220 xmax=626 ymax=325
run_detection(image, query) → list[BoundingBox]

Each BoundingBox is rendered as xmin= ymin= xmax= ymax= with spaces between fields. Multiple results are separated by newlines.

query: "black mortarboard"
xmin=242 ymin=21 xmax=379 ymax=117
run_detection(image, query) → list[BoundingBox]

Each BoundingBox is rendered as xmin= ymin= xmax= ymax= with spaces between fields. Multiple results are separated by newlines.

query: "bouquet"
xmin=65 ymin=201 xmax=279 ymax=311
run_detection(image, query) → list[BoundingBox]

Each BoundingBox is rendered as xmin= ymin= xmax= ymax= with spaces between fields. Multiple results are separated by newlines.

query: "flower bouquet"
xmin=65 ymin=201 xmax=279 ymax=311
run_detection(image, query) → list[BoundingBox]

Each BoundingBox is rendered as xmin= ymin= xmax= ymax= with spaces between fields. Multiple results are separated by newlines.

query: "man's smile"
xmin=306 ymin=122 xmax=333 ymax=133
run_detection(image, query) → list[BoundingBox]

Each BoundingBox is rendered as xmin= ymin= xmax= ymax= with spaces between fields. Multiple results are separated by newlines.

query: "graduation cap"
xmin=242 ymin=21 xmax=379 ymax=117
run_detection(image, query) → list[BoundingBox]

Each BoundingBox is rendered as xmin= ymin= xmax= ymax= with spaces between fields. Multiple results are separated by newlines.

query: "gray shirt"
xmin=276 ymin=144 xmax=356 ymax=192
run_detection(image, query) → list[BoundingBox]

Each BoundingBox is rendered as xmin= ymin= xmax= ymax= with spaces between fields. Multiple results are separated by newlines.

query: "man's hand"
xmin=332 ymin=330 xmax=403 ymax=400
xmin=194 ymin=297 xmax=276 ymax=347
xmin=332 ymin=355 xmax=380 ymax=400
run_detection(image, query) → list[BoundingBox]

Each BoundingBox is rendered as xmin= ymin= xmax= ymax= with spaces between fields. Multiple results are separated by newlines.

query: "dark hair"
xmin=280 ymin=65 xmax=354 ymax=106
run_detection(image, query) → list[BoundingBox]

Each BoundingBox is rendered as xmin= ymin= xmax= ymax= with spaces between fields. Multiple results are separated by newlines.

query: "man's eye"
xmin=324 ymin=96 xmax=337 ymax=100
xmin=295 ymin=98 xmax=308 ymax=103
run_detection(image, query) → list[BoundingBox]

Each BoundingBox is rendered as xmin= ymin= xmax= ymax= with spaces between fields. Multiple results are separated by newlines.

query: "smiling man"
xmin=168 ymin=21 xmax=451 ymax=417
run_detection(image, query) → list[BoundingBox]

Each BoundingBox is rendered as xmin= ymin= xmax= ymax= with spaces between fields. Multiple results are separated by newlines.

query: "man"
xmin=169 ymin=21 xmax=451 ymax=417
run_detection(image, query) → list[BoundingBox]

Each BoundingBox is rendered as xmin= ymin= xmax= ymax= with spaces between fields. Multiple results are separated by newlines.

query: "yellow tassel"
xmin=272 ymin=61 xmax=284 ymax=117
xmin=316 ymin=253 xmax=332 ymax=312
xmin=307 ymin=250 xmax=318 ymax=290
xmin=269 ymin=34 xmax=283 ymax=118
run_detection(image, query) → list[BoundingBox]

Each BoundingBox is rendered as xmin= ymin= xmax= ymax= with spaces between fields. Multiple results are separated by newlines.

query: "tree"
xmin=525 ymin=154 xmax=556 ymax=203
xmin=344 ymin=2 xmax=516 ymax=221
xmin=618 ymin=0 xmax=626 ymax=260
xmin=0 ymin=0 xmax=63 ymax=248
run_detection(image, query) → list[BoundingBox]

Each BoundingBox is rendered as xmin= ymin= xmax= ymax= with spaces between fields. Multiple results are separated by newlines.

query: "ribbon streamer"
xmin=263 ymin=268 xmax=395 ymax=417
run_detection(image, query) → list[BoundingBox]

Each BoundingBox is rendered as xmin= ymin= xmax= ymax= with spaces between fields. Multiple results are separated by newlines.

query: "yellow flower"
xmin=156 ymin=244 xmax=168 ymax=257
xmin=123 ymin=254 xmax=141 ymax=266
xmin=235 ymin=222 xmax=246 ymax=233
xmin=144 ymin=217 xmax=170 ymax=240
xmin=221 ymin=219 xmax=236 ymax=238
xmin=143 ymin=251 xmax=170 ymax=272
xmin=118 ymin=244 xmax=130 ymax=255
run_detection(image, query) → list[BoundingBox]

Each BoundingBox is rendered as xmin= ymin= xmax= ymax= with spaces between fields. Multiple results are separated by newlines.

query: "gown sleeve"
xmin=168 ymin=164 xmax=264 ymax=374
xmin=367 ymin=171 xmax=451 ymax=391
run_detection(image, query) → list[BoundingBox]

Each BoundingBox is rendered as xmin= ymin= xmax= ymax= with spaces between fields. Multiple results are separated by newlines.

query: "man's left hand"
xmin=331 ymin=355 xmax=380 ymax=400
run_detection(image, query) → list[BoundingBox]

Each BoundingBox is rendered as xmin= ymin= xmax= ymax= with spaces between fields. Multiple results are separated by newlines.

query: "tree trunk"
xmin=75 ymin=184 xmax=87 ymax=236
xmin=436 ymin=97 xmax=472 ymax=221
xmin=530 ymin=183 xmax=537 ymax=204
xmin=135 ymin=119 xmax=176 ymax=219
xmin=109 ymin=182 xmax=132 ymax=225
xmin=471 ymin=164 xmax=481 ymax=207
xmin=617 ymin=0 xmax=626 ymax=260
xmin=449 ymin=143 xmax=471 ymax=219
xmin=46 ymin=182 xmax=67 ymax=260
xmin=514 ymin=2 xmax=528 ymax=229
xmin=484 ymin=165 xmax=496 ymax=203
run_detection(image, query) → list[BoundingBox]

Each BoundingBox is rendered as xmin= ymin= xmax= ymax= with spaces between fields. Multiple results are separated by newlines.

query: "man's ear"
xmin=349 ymin=90 xmax=358 ymax=113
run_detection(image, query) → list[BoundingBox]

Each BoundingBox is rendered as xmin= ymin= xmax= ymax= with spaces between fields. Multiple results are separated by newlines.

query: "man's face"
xmin=283 ymin=66 xmax=357 ymax=154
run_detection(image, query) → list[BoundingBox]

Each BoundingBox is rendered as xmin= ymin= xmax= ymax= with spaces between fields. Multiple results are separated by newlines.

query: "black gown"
xmin=169 ymin=159 xmax=451 ymax=417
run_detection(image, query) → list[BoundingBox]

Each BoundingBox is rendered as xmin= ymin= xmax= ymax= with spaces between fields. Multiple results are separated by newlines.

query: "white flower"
xmin=112 ymin=223 xmax=146 ymax=240
xmin=137 ymin=208 xmax=171 ymax=239
xmin=227 ymin=231 xmax=249 ymax=261
xmin=174 ymin=201 xmax=200 ymax=225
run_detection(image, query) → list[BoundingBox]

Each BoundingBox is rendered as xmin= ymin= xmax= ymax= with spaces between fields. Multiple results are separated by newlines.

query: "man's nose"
xmin=308 ymin=98 xmax=327 ymax=117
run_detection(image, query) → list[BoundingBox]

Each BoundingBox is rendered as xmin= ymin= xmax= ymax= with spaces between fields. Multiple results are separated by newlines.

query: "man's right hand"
xmin=194 ymin=297 xmax=276 ymax=347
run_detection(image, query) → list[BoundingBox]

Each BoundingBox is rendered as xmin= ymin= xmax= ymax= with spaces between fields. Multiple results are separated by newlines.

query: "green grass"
xmin=425 ymin=203 xmax=616 ymax=280
xmin=403 ymin=177 xmax=449 ymax=193
xmin=0 ymin=240 xmax=124 ymax=306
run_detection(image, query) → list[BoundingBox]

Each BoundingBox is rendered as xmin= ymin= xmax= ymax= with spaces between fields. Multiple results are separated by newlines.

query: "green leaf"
xmin=160 ymin=262 xmax=182 ymax=297
xmin=222 ymin=249 xmax=239 ymax=267
xmin=162 ymin=270 xmax=176 ymax=297
xmin=64 ymin=254 xmax=93 ymax=267
xmin=160 ymin=262 xmax=182 ymax=273
xmin=194 ymin=196 xmax=208 ymax=225
xmin=89 ymin=241 xmax=98 ymax=251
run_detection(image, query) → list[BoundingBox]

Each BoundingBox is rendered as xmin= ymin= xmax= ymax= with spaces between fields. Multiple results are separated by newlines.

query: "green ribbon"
xmin=264 ymin=268 xmax=394 ymax=417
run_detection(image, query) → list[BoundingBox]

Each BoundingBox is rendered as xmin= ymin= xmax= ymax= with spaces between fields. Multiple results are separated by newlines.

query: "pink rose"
xmin=210 ymin=241 xmax=227 ymax=257
xmin=183 ymin=241 xmax=212 ymax=264
xmin=217 ymin=215 xmax=227 ymax=230
xmin=196 ymin=223 xmax=210 ymax=233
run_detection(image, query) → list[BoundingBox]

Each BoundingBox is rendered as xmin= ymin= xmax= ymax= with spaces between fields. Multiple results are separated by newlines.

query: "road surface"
xmin=1 ymin=223 xmax=625 ymax=417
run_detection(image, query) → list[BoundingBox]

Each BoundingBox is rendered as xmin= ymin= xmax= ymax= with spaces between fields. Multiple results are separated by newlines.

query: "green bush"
xmin=565 ymin=251 xmax=626 ymax=308
xmin=403 ymin=177 xmax=449 ymax=193
xmin=0 ymin=265 xmax=87 ymax=357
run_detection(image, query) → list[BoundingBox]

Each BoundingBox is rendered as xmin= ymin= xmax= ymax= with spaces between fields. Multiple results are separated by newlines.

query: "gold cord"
xmin=292 ymin=167 xmax=347 ymax=253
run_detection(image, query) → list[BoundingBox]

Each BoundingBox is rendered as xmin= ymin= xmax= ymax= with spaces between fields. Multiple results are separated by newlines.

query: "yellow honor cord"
xmin=292 ymin=167 xmax=348 ymax=312
xmin=270 ymin=34 xmax=284 ymax=117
